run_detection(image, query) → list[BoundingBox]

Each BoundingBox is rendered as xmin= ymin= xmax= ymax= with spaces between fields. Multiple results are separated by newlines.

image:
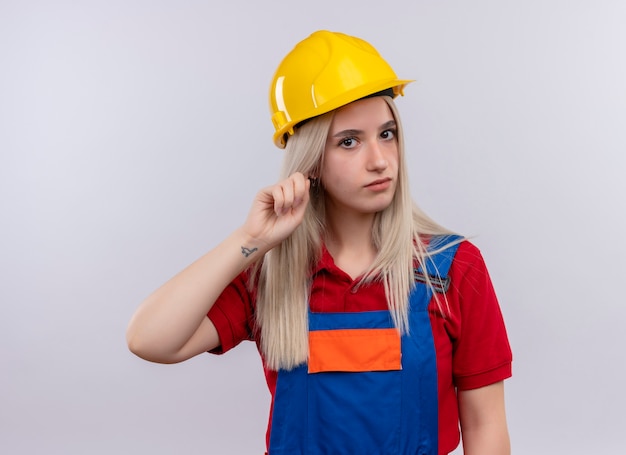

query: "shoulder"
xmin=443 ymin=239 xmax=504 ymax=323
xmin=423 ymin=236 xmax=488 ymax=279
xmin=455 ymin=239 xmax=485 ymax=261
xmin=448 ymin=239 xmax=490 ymax=280
xmin=430 ymin=238 xmax=500 ymax=316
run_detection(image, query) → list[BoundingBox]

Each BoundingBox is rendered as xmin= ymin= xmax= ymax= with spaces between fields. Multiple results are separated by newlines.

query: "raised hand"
xmin=126 ymin=173 xmax=312 ymax=363
xmin=241 ymin=172 xmax=311 ymax=253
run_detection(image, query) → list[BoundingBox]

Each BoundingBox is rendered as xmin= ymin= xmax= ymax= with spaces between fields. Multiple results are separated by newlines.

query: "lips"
xmin=365 ymin=177 xmax=392 ymax=191
xmin=365 ymin=177 xmax=392 ymax=187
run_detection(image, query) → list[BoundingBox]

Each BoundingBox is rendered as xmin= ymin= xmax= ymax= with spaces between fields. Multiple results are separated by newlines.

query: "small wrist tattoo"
xmin=241 ymin=246 xmax=258 ymax=258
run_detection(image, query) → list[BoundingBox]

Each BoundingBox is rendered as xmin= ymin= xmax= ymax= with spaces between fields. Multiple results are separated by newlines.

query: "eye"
xmin=338 ymin=137 xmax=358 ymax=149
xmin=380 ymin=129 xmax=396 ymax=140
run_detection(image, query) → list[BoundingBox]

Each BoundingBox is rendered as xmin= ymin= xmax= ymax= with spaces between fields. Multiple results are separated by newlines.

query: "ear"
xmin=308 ymin=168 xmax=320 ymax=182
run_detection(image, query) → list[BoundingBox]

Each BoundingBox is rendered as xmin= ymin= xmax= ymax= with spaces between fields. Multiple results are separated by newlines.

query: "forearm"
xmin=458 ymin=381 xmax=510 ymax=455
xmin=126 ymin=227 xmax=264 ymax=361
xmin=461 ymin=421 xmax=510 ymax=455
xmin=127 ymin=172 xmax=311 ymax=363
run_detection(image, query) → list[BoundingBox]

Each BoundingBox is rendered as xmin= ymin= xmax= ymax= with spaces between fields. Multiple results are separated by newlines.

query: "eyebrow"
xmin=332 ymin=120 xmax=397 ymax=138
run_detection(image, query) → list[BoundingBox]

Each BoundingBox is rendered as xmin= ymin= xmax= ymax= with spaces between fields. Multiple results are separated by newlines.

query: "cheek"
xmin=320 ymin=154 xmax=348 ymax=183
xmin=387 ymin=147 xmax=400 ymax=172
xmin=322 ymin=168 xmax=348 ymax=192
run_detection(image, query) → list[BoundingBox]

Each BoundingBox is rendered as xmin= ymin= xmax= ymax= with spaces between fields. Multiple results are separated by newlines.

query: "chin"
xmin=367 ymin=199 xmax=395 ymax=214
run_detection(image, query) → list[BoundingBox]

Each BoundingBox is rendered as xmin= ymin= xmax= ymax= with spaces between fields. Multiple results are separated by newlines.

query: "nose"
xmin=366 ymin=141 xmax=389 ymax=172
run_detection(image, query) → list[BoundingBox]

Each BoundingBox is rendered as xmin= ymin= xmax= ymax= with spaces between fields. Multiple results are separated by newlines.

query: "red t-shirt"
xmin=208 ymin=240 xmax=512 ymax=454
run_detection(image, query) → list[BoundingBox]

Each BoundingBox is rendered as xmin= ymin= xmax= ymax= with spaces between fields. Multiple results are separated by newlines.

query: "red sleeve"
xmin=207 ymin=271 xmax=256 ymax=354
xmin=440 ymin=241 xmax=513 ymax=390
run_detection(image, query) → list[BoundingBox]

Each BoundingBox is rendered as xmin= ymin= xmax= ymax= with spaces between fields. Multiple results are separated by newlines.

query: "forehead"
xmin=329 ymin=97 xmax=394 ymax=132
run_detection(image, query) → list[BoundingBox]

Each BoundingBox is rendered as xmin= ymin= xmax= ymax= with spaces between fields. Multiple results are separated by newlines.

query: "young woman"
xmin=127 ymin=30 xmax=512 ymax=455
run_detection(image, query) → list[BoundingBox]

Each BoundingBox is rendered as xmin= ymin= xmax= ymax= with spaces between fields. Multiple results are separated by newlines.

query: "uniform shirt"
xmin=208 ymin=240 xmax=512 ymax=454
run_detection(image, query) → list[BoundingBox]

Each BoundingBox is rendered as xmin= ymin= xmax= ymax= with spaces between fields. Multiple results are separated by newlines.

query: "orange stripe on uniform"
xmin=308 ymin=328 xmax=401 ymax=374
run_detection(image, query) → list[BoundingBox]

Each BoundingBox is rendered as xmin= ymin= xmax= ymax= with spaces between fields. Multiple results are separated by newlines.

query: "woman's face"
xmin=321 ymin=96 xmax=399 ymax=219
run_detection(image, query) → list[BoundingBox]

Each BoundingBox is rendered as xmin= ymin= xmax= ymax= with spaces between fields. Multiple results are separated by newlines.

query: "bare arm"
xmin=126 ymin=228 xmax=260 ymax=363
xmin=458 ymin=381 xmax=510 ymax=455
xmin=126 ymin=173 xmax=310 ymax=364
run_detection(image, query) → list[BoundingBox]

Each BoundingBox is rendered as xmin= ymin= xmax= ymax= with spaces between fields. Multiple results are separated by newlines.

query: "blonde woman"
xmin=127 ymin=30 xmax=512 ymax=455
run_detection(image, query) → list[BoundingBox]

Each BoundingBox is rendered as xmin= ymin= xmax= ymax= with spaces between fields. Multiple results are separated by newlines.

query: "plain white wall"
xmin=2 ymin=1 xmax=625 ymax=453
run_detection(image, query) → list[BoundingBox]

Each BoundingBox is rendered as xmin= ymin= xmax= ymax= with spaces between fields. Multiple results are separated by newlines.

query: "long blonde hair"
xmin=255 ymin=97 xmax=455 ymax=371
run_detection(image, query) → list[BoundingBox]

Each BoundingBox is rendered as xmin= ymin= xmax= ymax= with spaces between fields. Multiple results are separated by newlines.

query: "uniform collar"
xmin=311 ymin=244 xmax=337 ymax=276
xmin=310 ymin=244 xmax=364 ymax=284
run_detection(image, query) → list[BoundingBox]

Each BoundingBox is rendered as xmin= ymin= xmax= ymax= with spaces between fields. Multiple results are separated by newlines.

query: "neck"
xmin=324 ymin=210 xmax=378 ymax=280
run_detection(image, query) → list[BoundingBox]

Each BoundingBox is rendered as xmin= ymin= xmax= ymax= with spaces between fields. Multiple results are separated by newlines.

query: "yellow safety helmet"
xmin=269 ymin=30 xmax=413 ymax=148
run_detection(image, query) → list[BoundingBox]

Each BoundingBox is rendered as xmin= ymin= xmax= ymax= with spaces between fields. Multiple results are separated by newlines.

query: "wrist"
xmin=232 ymin=227 xmax=271 ymax=260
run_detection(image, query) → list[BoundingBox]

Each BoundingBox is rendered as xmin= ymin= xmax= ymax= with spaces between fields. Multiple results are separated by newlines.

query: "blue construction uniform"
xmin=268 ymin=236 xmax=461 ymax=454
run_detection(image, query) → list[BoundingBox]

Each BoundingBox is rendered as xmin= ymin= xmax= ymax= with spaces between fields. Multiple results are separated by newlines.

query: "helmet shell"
xmin=269 ymin=30 xmax=413 ymax=148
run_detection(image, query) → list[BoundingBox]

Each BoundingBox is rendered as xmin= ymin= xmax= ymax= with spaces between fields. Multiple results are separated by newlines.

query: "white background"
xmin=2 ymin=1 xmax=625 ymax=453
